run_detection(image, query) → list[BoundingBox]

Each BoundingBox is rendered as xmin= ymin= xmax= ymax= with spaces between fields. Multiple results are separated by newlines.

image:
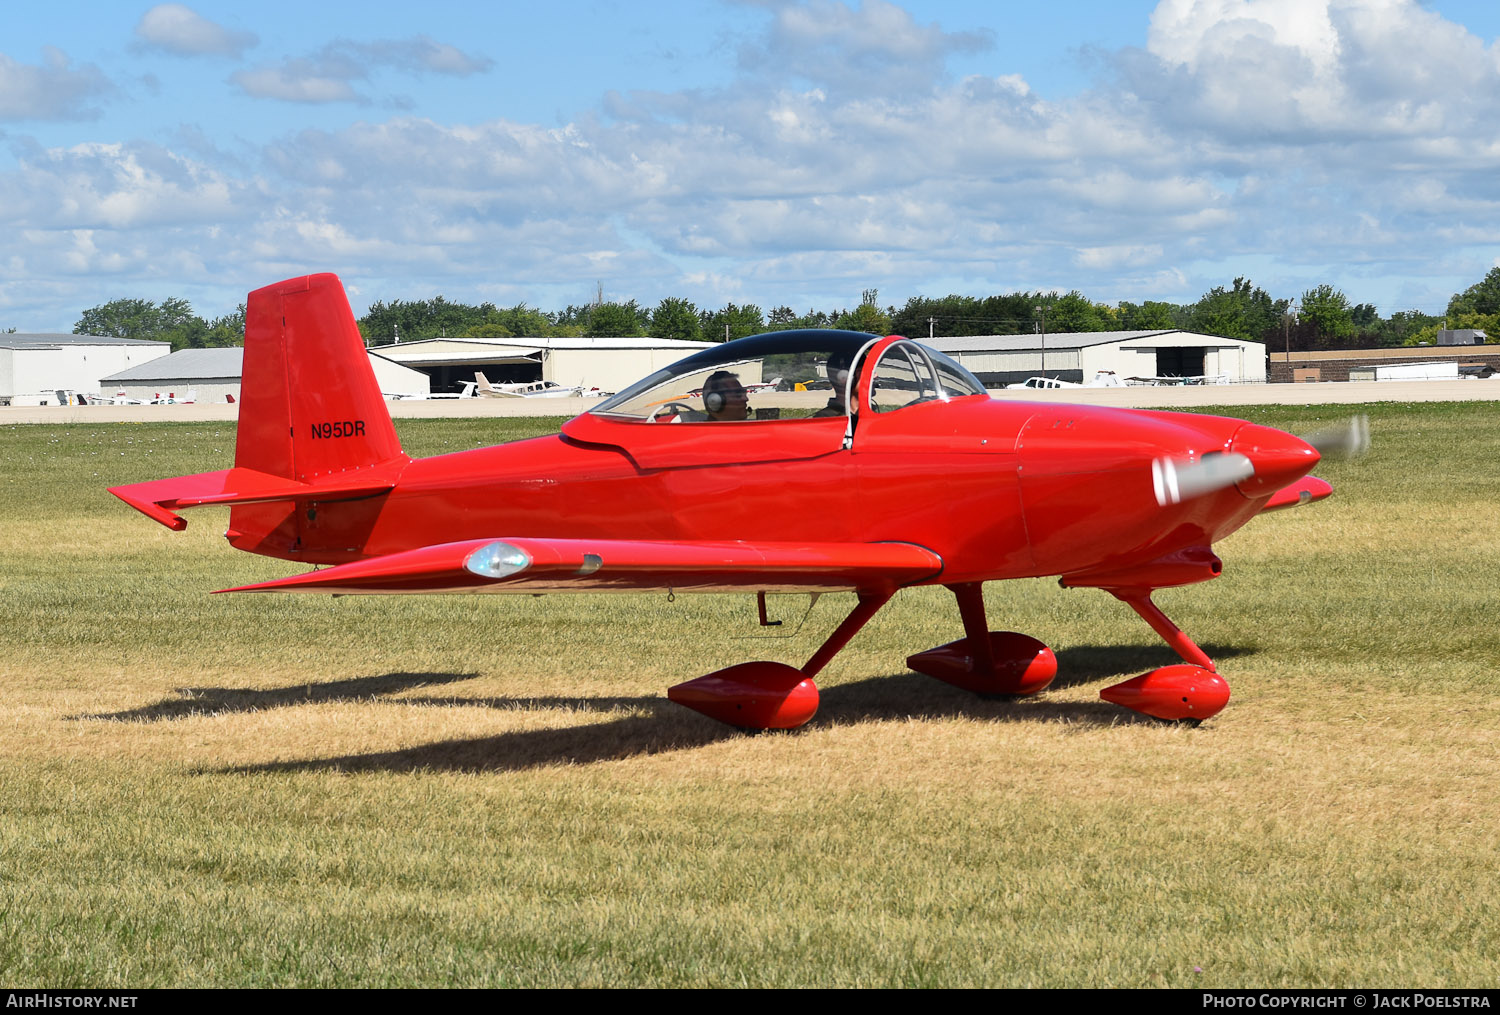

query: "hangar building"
xmin=100 ymin=347 xmax=432 ymax=403
xmin=1 ymin=333 xmax=170 ymax=406
xmin=368 ymin=335 xmax=711 ymax=395
xmin=923 ymin=330 xmax=1267 ymax=387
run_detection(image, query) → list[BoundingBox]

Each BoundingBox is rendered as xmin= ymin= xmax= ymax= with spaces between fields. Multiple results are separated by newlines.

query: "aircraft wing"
xmin=220 ymin=536 xmax=945 ymax=595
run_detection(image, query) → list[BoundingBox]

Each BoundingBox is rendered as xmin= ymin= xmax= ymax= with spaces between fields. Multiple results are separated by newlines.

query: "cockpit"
xmin=590 ymin=329 xmax=987 ymax=424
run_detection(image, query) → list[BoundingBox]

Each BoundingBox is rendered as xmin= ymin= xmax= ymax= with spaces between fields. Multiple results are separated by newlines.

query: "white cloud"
xmin=133 ymin=5 xmax=258 ymax=58
xmin=0 ymin=48 xmax=110 ymax=121
xmin=123 ymin=1 xmax=1500 ymax=311
xmin=357 ymin=36 xmax=493 ymax=76
xmin=231 ymin=65 xmax=361 ymax=104
xmin=0 ymin=140 xmax=245 ymax=231
xmin=1123 ymin=0 xmax=1500 ymax=144
xmin=10 ymin=0 xmax=1500 ymax=327
xmin=1075 ymin=244 xmax=1167 ymax=269
xmin=231 ymin=36 xmax=492 ymax=104
xmin=1147 ymin=0 xmax=1343 ymax=74
xmin=738 ymin=0 xmax=992 ymax=98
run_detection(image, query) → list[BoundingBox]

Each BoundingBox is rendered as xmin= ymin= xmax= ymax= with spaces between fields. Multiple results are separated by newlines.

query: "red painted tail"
xmin=227 ymin=274 xmax=406 ymax=561
xmin=110 ymin=273 xmax=407 ymax=563
xmin=235 ymin=273 xmax=402 ymax=481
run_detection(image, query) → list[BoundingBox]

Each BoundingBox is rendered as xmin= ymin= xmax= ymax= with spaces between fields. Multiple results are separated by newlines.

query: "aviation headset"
xmin=702 ymin=371 xmax=741 ymax=414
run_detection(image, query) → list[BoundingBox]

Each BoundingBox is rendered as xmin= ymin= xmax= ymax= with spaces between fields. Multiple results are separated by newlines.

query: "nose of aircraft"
xmin=1230 ymin=423 xmax=1321 ymax=498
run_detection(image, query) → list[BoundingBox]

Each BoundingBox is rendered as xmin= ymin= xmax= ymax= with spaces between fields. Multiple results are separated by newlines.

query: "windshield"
xmin=592 ymin=330 xmax=875 ymax=422
xmin=591 ymin=330 xmax=987 ymax=423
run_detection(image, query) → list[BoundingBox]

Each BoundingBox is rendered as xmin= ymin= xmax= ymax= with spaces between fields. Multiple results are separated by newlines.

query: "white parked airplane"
xmin=1124 ymin=373 xmax=1231 ymax=387
xmin=474 ymin=372 xmax=604 ymax=398
xmin=1006 ymin=371 xmax=1125 ymax=390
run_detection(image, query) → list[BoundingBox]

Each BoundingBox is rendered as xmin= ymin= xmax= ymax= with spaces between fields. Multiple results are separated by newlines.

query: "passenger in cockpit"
xmin=812 ymin=352 xmax=853 ymax=417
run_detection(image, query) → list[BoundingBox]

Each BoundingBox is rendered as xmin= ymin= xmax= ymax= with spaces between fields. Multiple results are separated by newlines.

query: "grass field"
xmin=1 ymin=402 xmax=1497 ymax=987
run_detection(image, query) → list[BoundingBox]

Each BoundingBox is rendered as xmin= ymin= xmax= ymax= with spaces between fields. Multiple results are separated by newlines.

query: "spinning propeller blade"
xmin=1301 ymin=414 xmax=1370 ymax=459
xmin=1152 ymin=453 xmax=1255 ymax=506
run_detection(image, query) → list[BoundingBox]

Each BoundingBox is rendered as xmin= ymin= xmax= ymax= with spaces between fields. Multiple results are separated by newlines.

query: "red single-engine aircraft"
xmin=111 ymin=273 xmax=1351 ymax=729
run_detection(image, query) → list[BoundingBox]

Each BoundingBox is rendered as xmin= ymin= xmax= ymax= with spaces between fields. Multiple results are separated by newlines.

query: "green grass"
xmin=1 ymin=403 xmax=1498 ymax=986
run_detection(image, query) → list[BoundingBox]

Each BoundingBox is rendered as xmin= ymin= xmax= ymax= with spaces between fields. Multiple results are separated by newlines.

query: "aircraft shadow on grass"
xmin=76 ymin=671 xmax=482 ymax=722
xmin=1050 ymin=642 xmax=1251 ymax=687
xmin=77 ymin=643 xmax=1248 ymax=726
xmin=212 ymin=642 xmax=1254 ymax=775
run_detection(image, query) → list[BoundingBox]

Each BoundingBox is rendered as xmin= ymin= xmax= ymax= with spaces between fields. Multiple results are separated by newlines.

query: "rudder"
xmin=235 ymin=273 xmax=403 ymax=481
xmin=228 ymin=273 xmax=405 ymax=562
xmin=110 ymin=273 xmax=406 ymax=563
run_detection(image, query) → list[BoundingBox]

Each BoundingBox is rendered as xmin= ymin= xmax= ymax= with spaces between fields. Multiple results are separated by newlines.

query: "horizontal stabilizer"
xmin=1258 ymin=475 xmax=1333 ymax=513
xmin=110 ymin=462 xmax=403 ymax=531
xmin=220 ymin=536 xmax=945 ymax=595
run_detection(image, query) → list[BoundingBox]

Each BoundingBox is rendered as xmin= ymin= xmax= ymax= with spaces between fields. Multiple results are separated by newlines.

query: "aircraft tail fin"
xmin=235 ymin=273 xmax=404 ymax=481
xmin=111 ymin=273 xmax=408 ymax=563
xmin=223 ymin=273 xmax=408 ymax=560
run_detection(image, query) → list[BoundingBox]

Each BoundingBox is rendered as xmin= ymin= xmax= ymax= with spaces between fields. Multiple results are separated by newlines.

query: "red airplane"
xmin=111 ymin=273 xmax=1348 ymax=730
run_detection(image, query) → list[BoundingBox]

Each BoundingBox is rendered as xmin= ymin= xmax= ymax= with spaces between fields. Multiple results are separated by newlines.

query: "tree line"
xmin=72 ymin=298 xmax=246 ymax=352
xmin=67 ymin=269 xmax=1500 ymax=353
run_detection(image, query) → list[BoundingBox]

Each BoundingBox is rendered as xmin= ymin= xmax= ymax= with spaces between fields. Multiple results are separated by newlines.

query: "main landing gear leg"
xmin=906 ymin=582 xmax=1057 ymax=695
xmin=666 ymin=589 xmax=894 ymax=731
xmin=799 ymin=589 xmax=892 ymax=678
xmin=1099 ymin=588 xmax=1230 ymax=721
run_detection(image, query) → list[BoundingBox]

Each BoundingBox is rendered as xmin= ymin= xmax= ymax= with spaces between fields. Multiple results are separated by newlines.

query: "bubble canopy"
xmin=590 ymin=329 xmax=986 ymax=423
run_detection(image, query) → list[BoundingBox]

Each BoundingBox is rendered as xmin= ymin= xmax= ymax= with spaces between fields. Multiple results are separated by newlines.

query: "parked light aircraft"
xmin=110 ymin=274 xmax=1360 ymax=730
xmin=1006 ymin=371 xmax=1125 ymax=390
xmin=1126 ymin=374 xmax=1232 ymax=386
xmin=682 ymin=376 xmax=784 ymax=398
xmin=474 ymin=373 xmax=602 ymax=399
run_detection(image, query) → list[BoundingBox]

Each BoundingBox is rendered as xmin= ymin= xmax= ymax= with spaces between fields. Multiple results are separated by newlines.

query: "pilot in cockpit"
xmin=702 ymin=370 xmax=750 ymax=422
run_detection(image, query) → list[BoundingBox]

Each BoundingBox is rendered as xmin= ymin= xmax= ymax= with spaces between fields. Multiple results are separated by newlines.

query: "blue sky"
xmin=3 ymin=1 xmax=1499 ymax=329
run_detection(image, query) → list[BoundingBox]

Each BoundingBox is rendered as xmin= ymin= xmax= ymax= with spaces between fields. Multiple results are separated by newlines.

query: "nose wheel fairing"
xmin=1092 ymin=588 xmax=1231 ymax=720
xmin=1100 ymin=665 xmax=1230 ymax=722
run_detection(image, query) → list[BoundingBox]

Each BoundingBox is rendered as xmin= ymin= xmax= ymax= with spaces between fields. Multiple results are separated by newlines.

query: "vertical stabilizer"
xmin=226 ymin=273 xmax=405 ymax=562
xmin=235 ymin=273 xmax=403 ymax=482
